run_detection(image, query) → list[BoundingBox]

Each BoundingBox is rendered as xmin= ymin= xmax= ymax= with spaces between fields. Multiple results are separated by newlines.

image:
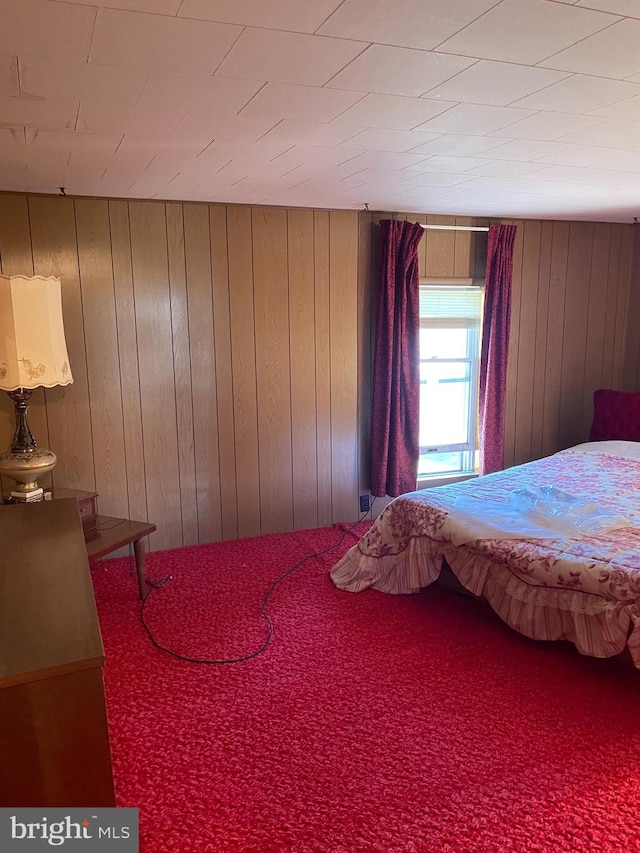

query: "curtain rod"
xmin=420 ymin=224 xmax=490 ymax=232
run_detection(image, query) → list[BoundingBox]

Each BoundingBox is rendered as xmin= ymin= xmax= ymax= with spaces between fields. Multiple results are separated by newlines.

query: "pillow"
xmin=589 ymin=389 xmax=640 ymax=442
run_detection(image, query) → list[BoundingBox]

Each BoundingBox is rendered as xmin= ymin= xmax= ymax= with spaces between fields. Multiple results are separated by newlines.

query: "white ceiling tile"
xmin=491 ymin=111 xmax=608 ymax=140
xmin=335 ymin=150 xmax=433 ymax=170
xmin=466 ymin=160 xmax=547 ymax=177
xmin=436 ymin=0 xmax=618 ymax=64
xmin=574 ymin=1 xmax=640 ymax=21
xmin=512 ymin=75 xmax=640 ymax=113
xmin=136 ymin=72 xmax=261 ymax=115
xmin=172 ymin=114 xmax=280 ymax=147
xmin=557 ymin=118 xmax=640 ymax=150
xmin=339 ymin=167 xmax=427 ymax=185
xmin=0 ymin=96 xmax=78 ymax=130
xmin=258 ymin=121 xmax=364 ymax=147
xmin=178 ymin=0 xmax=343 ymax=32
xmin=317 ymin=0 xmax=499 ymax=51
xmin=534 ymin=145 xmax=636 ymax=168
xmin=424 ymin=61 xmax=569 ymax=106
xmin=62 ymin=0 xmax=182 ymax=11
xmin=394 ymin=172 xmax=473 ymax=187
xmin=540 ymin=19 xmax=640 ymax=78
xmin=331 ymin=94 xmax=458 ymax=130
xmin=527 ymin=164 xmax=634 ymax=185
xmin=414 ymin=155 xmax=493 ymax=173
xmin=603 ymin=151 xmax=640 ymax=171
xmin=453 ymin=175 xmax=525 ymax=191
xmin=270 ymin=146 xmax=363 ymax=170
xmin=0 ymin=56 xmax=18 ymax=97
xmin=192 ymin=140 xmax=299 ymax=172
xmin=326 ymin=45 xmax=476 ymax=97
xmin=216 ymin=28 xmax=366 ymax=87
xmin=77 ymin=99 xmax=184 ymax=135
xmin=408 ymin=134 xmax=507 ymax=156
xmin=240 ymin=83 xmax=365 ymax=123
xmin=415 ymin=104 xmax=534 ymax=135
xmin=589 ymin=95 xmax=640 ymax=121
xmin=18 ymin=56 xmax=147 ymax=107
xmin=336 ymin=128 xmax=441 ymax=152
xmin=481 ymin=139 xmax=574 ymax=160
xmin=89 ymin=8 xmax=242 ymax=74
xmin=0 ymin=0 xmax=96 ymax=61
xmin=0 ymin=127 xmax=24 ymax=149
xmin=28 ymin=129 xmax=123 ymax=153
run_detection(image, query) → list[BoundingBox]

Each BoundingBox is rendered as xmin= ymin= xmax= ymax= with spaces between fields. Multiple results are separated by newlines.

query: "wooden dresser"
xmin=0 ymin=498 xmax=116 ymax=806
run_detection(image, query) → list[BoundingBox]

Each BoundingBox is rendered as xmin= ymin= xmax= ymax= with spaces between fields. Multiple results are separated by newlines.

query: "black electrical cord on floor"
xmin=138 ymin=500 xmax=377 ymax=665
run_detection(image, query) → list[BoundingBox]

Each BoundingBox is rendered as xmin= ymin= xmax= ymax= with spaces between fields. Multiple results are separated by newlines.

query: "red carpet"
xmin=91 ymin=523 xmax=640 ymax=853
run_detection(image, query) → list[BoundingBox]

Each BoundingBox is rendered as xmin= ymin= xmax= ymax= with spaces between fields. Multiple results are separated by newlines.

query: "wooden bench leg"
xmin=133 ymin=538 xmax=147 ymax=600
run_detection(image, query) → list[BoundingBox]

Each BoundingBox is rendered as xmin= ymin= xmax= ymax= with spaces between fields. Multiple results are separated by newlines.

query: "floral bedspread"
xmin=331 ymin=444 xmax=640 ymax=665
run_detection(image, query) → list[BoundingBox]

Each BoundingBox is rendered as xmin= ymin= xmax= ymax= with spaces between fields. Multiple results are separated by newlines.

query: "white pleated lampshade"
xmin=0 ymin=274 xmax=73 ymax=391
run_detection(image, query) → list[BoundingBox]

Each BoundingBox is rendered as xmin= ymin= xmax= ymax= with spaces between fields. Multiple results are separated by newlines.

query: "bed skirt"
xmin=330 ymin=536 xmax=640 ymax=667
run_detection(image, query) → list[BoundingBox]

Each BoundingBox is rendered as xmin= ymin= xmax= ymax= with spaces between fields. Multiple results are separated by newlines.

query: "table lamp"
xmin=0 ymin=274 xmax=73 ymax=500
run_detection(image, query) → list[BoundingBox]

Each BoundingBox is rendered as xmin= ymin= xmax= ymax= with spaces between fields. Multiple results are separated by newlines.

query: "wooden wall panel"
xmin=329 ymin=211 xmax=359 ymax=522
xmin=74 ymin=199 xmax=128 ymax=517
xmin=109 ymin=201 xmax=148 ymax=524
xmin=425 ymin=215 xmax=455 ymax=278
xmin=513 ymin=220 xmax=541 ymax=465
xmin=622 ymin=227 xmax=640 ymax=390
xmin=210 ymin=206 xmax=238 ymax=541
xmin=314 ymin=211 xmax=332 ymax=528
xmin=28 ymin=197 xmax=93 ymax=492
xmin=166 ymin=203 xmax=198 ymax=546
xmin=288 ymin=209 xmax=318 ymax=531
xmin=529 ymin=221 xmax=552 ymax=461
xmin=183 ymin=203 xmax=222 ymax=543
xmin=227 ymin=206 xmax=261 ymax=538
xmin=541 ymin=222 xmax=569 ymax=458
xmin=0 ymin=191 xmax=636 ymax=553
xmin=128 ymin=202 xmax=182 ymax=551
xmin=558 ymin=223 xmax=594 ymax=450
xmin=252 ymin=207 xmax=293 ymax=534
xmin=602 ymin=226 xmax=622 ymax=389
xmin=582 ymin=225 xmax=611 ymax=436
xmin=613 ymin=227 xmax=633 ymax=385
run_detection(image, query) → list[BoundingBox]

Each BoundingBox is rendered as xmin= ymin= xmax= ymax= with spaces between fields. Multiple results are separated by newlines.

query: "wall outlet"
xmin=359 ymin=494 xmax=371 ymax=513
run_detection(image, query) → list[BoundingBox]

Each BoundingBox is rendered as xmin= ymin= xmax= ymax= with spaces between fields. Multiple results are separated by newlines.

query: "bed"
xmin=332 ymin=400 xmax=640 ymax=666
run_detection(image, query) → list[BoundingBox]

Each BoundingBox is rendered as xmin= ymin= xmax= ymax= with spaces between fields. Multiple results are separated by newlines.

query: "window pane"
xmin=420 ymin=327 xmax=468 ymax=359
xmin=419 ymin=360 xmax=471 ymax=446
xmin=418 ymin=451 xmax=465 ymax=477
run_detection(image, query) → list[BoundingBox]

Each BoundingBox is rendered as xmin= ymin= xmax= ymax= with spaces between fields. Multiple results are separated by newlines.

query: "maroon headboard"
xmin=589 ymin=389 xmax=640 ymax=442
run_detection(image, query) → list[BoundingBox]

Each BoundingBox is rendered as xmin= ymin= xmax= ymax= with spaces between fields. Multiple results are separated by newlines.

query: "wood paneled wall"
xmin=358 ymin=211 xmax=638 ymax=493
xmin=503 ymin=219 xmax=634 ymax=468
xmin=0 ymin=194 xmax=358 ymax=551
xmin=0 ymin=193 xmax=638 ymax=550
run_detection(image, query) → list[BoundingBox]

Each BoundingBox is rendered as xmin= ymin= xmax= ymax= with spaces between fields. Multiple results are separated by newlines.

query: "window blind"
xmin=419 ymin=286 xmax=483 ymax=320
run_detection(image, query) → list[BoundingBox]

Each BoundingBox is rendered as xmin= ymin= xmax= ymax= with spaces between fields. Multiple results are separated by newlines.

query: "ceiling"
xmin=2 ymin=0 xmax=640 ymax=222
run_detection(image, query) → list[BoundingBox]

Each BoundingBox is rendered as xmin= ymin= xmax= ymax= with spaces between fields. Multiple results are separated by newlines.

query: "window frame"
xmin=417 ymin=277 xmax=484 ymax=484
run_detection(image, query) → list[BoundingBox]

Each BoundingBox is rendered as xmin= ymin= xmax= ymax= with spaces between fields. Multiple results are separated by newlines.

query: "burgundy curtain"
xmin=370 ymin=220 xmax=424 ymax=497
xmin=479 ymin=224 xmax=517 ymax=475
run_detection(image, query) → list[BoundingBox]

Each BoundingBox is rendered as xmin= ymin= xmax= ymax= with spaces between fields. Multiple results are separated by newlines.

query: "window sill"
xmin=417 ymin=472 xmax=479 ymax=490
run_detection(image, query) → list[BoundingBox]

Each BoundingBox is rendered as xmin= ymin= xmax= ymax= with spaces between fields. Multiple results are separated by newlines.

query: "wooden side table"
xmin=5 ymin=488 xmax=157 ymax=600
xmin=86 ymin=515 xmax=157 ymax=600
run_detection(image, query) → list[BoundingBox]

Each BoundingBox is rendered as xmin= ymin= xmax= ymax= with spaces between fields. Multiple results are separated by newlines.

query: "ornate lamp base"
xmin=0 ymin=388 xmax=57 ymax=493
xmin=0 ymin=447 xmax=57 ymax=492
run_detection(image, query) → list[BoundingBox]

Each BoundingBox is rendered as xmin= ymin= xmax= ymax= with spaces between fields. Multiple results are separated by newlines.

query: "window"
xmin=418 ymin=281 xmax=483 ymax=480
